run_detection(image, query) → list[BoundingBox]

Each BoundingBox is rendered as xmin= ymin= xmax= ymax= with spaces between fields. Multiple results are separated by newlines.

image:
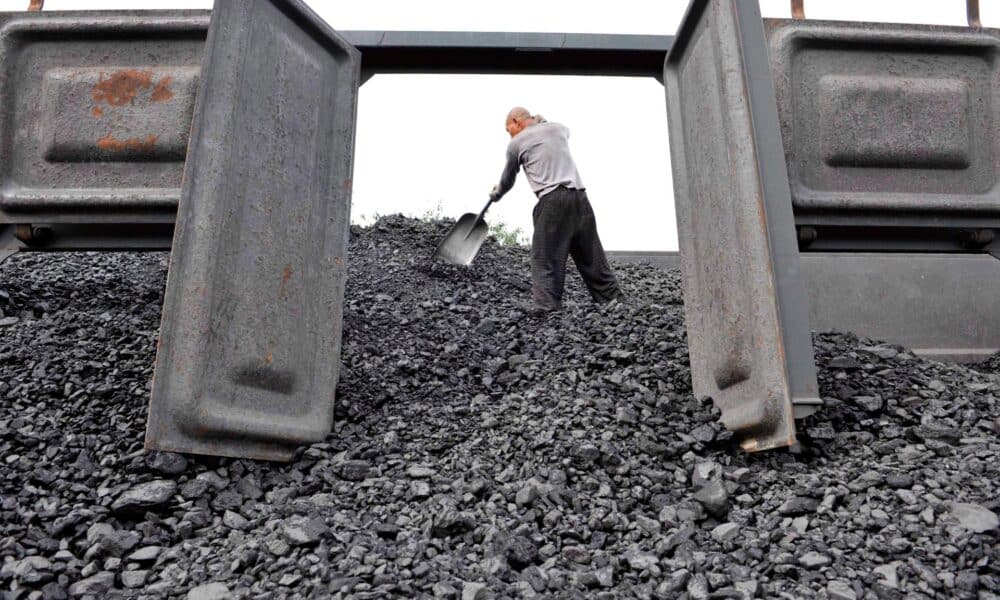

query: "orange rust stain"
xmin=151 ymin=76 xmax=174 ymax=102
xmin=344 ymin=178 xmax=352 ymax=191
xmin=97 ymin=133 xmax=157 ymax=153
xmin=264 ymin=351 xmax=273 ymax=365
xmin=91 ymin=106 xmax=104 ymax=118
xmin=92 ymin=69 xmax=153 ymax=106
xmin=279 ymin=264 xmax=293 ymax=299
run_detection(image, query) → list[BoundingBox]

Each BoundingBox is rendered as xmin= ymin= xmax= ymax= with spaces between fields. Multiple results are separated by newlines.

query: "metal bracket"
xmin=14 ymin=224 xmax=53 ymax=246
xmin=791 ymin=0 xmax=981 ymax=27
xmin=961 ymin=229 xmax=996 ymax=250
xmin=791 ymin=0 xmax=805 ymax=20
xmin=968 ymin=0 xmax=982 ymax=27
xmin=0 ymin=225 xmax=23 ymax=265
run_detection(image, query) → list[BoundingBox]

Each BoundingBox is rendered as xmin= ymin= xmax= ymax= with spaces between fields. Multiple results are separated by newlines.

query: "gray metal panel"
xmin=802 ymin=253 xmax=1000 ymax=363
xmin=145 ymin=0 xmax=360 ymax=461
xmin=0 ymin=11 xmax=669 ymax=229
xmin=665 ymin=0 xmax=820 ymax=452
xmin=765 ymin=18 xmax=1000 ymax=228
xmin=0 ymin=11 xmax=209 ymax=223
xmin=605 ymin=250 xmax=1000 ymax=364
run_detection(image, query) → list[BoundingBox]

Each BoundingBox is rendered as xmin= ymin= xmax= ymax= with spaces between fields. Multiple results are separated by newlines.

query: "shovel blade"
xmin=432 ymin=213 xmax=490 ymax=265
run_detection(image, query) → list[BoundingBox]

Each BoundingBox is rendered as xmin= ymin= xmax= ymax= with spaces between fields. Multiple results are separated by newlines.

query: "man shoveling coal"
xmin=490 ymin=107 xmax=622 ymax=313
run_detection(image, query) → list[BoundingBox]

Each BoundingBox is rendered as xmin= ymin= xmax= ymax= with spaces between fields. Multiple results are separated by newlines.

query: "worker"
xmin=490 ymin=107 xmax=621 ymax=313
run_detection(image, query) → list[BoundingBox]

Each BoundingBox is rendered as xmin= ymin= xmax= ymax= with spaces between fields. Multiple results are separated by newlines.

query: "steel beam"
xmin=348 ymin=31 xmax=672 ymax=82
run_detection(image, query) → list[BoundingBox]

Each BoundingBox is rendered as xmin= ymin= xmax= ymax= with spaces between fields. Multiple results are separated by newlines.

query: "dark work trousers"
xmin=531 ymin=186 xmax=621 ymax=310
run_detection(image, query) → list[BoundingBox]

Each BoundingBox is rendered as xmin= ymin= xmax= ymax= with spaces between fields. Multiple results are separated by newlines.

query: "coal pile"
xmin=972 ymin=352 xmax=1000 ymax=376
xmin=1 ymin=215 xmax=998 ymax=599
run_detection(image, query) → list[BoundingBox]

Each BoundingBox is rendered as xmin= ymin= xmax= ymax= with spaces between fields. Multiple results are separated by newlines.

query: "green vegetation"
xmin=488 ymin=221 xmax=528 ymax=246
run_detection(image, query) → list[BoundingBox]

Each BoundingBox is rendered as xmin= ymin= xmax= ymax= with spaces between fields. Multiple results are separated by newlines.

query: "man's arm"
xmin=490 ymin=146 xmax=520 ymax=202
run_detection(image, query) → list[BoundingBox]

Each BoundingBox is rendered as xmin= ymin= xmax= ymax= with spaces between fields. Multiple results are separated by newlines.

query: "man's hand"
xmin=489 ymin=184 xmax=501 ymax=202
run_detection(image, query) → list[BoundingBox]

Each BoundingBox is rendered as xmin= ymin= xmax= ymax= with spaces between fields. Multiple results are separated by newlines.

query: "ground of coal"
xmin=1 ymin=215 xmax=998 ymax=600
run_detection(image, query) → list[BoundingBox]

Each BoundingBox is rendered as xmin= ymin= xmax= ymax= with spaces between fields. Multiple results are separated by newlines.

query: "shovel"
xmin=431 ymin=198 xmax=495 ymax=265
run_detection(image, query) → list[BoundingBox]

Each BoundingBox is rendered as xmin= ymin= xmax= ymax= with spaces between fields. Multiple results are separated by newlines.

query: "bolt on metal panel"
xmin=0 ymin=11 xmax=209 ymax=224
xmin=664 ymin=0 xmax=821 ymax=452
xmin=145 ymin=0 xmax=360 ymax=461
xmin=765 ymin=18 xmax=1000 ymax=229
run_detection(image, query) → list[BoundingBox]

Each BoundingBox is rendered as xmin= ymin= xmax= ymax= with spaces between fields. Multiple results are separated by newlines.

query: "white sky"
xmin=6 ymin=0 xmax=998 ymax=249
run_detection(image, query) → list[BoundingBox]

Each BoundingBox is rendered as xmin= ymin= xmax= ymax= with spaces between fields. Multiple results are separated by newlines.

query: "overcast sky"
xmin=9 ymin=1 xmax=998 ymax=249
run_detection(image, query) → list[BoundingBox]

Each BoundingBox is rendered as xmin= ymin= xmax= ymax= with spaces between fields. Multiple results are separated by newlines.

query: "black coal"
xmin=1 ymin=215 xmax=997 ymax=599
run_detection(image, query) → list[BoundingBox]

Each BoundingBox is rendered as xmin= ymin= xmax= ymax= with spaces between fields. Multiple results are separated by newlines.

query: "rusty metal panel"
xmin=145 ymin=0 xmax=360 ymax=461
xmin=765 ymin=18 xmax=1000 ymax=227
xmin=0 ymin=12 xmax=671 ymax=229
xmin=664 ymin=0 xmax=821 ymax=452
xmin=0 ymin=11 xmax=209 ymax=223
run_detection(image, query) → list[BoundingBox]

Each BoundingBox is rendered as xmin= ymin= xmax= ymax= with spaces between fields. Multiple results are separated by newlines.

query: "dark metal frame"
xmin=349 ymin=31 xmax=671 ymax=83
xmin=2 ymin=12 xmax=993 ymax=256
xmin=0 ymin=12 xmax=673 ymax=259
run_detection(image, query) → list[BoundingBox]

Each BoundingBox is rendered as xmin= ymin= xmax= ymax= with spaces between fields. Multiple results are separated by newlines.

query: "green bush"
xmin=489 ymin=221 xmax=528 ymax=246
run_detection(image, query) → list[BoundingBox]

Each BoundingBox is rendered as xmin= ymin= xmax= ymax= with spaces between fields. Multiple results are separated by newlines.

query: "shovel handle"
xmin=474 ymin=198 xmax=494 ymax=226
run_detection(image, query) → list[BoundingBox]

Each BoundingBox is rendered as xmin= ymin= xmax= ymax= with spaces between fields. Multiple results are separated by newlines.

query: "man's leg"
xmin=569 ymin=193 xmax=622 ymax=303
xmin=530 ymin=190 xmax=574 ymax=310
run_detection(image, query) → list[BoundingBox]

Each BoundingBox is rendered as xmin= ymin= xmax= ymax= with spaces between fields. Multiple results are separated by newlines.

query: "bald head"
xmin=507 ymin=106 xmax=531 ymax=121
xmin=505 ymin=106 xmax=538 ymax=138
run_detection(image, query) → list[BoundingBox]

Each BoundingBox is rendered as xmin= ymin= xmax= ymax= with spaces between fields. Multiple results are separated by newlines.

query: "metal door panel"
xmin=665 ymin=0 xmax=820 ymax=451
xmin=766 ymin=19 xmax=1000 ymax=227
xmin=0 ymin=11 xmax=208 ymax=223
xmin=145 ymin=0 xmax=360 ymax=461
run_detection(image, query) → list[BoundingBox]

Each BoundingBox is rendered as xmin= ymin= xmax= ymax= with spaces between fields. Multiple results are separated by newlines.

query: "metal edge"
xmin=665 ymin=0 xmax=709 ymax=68
xmin=0 ymin=223 xmax=21 ymax=264
xmin=272 ymin=0 xmax=361 ymax=62
xmin=144 ymin=2 xmax=232 ymax=459
xmin=763 ymin=16 xmax=1000 ymax=41
xmin=356 ymin=30 xmax=673 ymax=51
xmin=734 ymin=1 xmax=820 ymax=422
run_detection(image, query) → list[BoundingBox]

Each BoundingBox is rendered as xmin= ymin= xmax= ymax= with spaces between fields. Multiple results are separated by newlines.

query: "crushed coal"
xmin=1 ymin=215 xmax=998 ymax=599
